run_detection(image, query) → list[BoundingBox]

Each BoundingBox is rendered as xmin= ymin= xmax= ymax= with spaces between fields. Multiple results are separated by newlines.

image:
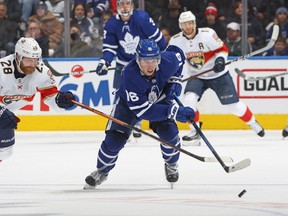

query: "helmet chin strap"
xmin=15 ymin=54 xmax=26 ymax=74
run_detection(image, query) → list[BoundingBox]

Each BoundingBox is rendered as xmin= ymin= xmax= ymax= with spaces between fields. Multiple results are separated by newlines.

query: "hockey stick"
xmin=43 ymin=59 xmax=115 ymax=76
xmin=234 ymin=68 xmax=288 ymax=81
xmin=71 ymin=99 xmax=233 ymax=163
xmin=182 ymin=25 xmax=279 ymax=82
xmin=173 ymin=94 xmax=251 ymax=173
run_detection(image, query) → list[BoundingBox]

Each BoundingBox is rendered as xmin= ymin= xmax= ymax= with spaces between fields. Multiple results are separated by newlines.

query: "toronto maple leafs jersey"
xmin=116 ymin=49 xmax=184 ymax=121
xmin=102 ymin=10 xmax=166 ymax=66
xmin=0 ymin=55 xmax=61 ymax=112
xmin=169 ymin=28 xmax=229 ymax=80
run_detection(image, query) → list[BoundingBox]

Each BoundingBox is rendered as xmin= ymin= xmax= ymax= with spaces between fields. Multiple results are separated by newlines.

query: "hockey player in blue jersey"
xmin=95 ymin=0 xmax=166 ymax=138
xmin=84 ymin=39 xmax=195 ymax=189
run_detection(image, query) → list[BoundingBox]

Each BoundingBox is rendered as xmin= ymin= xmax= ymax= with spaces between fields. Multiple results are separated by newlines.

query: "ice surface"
xmin=0 ymin=130 xmax=288 ymax=216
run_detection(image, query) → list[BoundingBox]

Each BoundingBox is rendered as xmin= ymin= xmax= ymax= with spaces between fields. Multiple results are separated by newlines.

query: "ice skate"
xmin=249 ymin=120 xmax=265 ymax=137
xmin=282 ymin=126 xmax=288 ymax=138
xmin=164 ymin=163 xmax=179 ymax=189
xmin=83 ymin=170 xmax=108 ymax=189
xmin=182 ymin=122 xmax=202 ymax=146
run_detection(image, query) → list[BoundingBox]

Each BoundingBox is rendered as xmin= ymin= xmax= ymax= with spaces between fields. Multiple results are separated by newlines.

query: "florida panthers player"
xmin=84 ymin=39 xmax=195 ymax=189
xmin=169 ymin=11 xmax=265 ymax=146
xmin=0 ymin=37 xmax=75 ymax=163
xmin=95 ymin=0 xmax=166 ymax=138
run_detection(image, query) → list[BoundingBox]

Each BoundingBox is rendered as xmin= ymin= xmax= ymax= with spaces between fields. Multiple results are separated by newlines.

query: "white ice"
xmin=0 ymin=130 xmax=288 ymax=216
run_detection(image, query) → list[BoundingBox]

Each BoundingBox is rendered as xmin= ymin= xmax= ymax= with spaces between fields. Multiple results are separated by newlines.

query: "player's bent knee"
xmin=156 ymin=121 xmax=178 ymax=142
xmin=103 ymin=130 xmax=128 ymax=152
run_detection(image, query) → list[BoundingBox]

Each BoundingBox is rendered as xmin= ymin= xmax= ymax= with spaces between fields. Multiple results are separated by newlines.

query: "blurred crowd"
xmin=1 ymin=0 xmax=288 ymax=58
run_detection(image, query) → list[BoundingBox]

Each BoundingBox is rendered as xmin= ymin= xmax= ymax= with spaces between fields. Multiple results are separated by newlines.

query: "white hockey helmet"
xmin=178 ymin=11 xmax=196 ymax=29
xmin=15 ymin=37 xmax=42 ymax=60
xmin=117 ymin=0 xmax=134 ymax=17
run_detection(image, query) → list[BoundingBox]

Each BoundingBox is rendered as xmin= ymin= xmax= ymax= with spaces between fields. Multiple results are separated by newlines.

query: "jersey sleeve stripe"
xmin=103 ymin=48 xmax=117 ymax=55
xmin=103 ymin=43 xmax=118 ymax=49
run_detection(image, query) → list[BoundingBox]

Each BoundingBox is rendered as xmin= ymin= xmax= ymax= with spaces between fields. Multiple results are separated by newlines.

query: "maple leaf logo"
xmin=119 ymin=32 xmax=140 ymax=55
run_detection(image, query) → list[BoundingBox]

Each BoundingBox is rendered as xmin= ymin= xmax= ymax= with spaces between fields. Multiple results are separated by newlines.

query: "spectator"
xmin=25 ymin=20 xmax=49 ymax=57
xmin=28 ymin=1 xmax=63 ymax=55
xmin=3 ymin=0 xmax=21 ymax=23
xmin=75 ymin=0 xmax=110 ymax=25
xmin=267 ymin=7 xmax=288 ymax=45
xmin=159 ymin=0 xmax=182 ymax=36
xmin=98 ymin=9 xmax=113 ymax=38
xmin=45 ymin=0 xmax=65 ymax=23
xmin=263 ymin=37 xmax=288 ymax=56
xmin=0 ymin=2 xmax=18 ymax=56
xmin=225 ymin=0 xmax=266 ymax=51
xmin=223 ymin=22 xmax=252 ymax=56
xmin=53 ymin=24 xmax=101 ymax=57
xmin=198 ymin=3 xmax=226 ymax=40
xmin=208 ymin=0 xmax=233 ymax=24
xmin=70 ymin=2 xmax=95 ymax=45
xmin=144 ymin=0 xmax=168 ymax=24
xmin=18 ymin=0 xmax=39 ymax=31
xmin=179 ymin=0 xmax=205 ymax=21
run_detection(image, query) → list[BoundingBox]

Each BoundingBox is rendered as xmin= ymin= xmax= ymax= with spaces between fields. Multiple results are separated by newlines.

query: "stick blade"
xmin=234 ymin=68 xmax=246 ymax=79
xmin=225 ymin=158 xmax=251 ymax=173
xmin=204 ymin=156 xmax=234 ymax=163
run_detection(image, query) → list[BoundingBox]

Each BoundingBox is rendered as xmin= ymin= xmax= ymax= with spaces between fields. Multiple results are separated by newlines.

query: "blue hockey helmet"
xmin=136 ymin=39 xmax=161 ymax=63
xmin=117 ymin=0 xmax=134 ymax=17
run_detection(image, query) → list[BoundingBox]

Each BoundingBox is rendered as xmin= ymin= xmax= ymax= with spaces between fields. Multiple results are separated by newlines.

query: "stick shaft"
xmin=71 ymin=100 xmax=210 ymax=162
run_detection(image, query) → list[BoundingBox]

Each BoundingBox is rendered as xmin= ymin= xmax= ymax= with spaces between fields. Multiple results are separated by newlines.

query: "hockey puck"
xmin=238 ymin=189 xmax=247 ymax=198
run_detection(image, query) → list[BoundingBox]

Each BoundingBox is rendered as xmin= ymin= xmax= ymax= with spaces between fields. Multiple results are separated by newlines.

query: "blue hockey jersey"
xmin=103 ymin=10 xmax=166 ymax=66
xmin=116 ymin=49 xmax=184 ymax=122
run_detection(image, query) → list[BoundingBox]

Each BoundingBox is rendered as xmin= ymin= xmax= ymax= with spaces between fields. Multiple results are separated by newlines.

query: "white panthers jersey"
xmin=0 ymin=54 xmax=61 ymax=112
xmin=169 ymin=27 xmax=229 ymax=80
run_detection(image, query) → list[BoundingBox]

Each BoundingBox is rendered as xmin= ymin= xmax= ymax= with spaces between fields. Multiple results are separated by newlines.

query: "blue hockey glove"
xmin=168 ymin=104 xmax=195 ymax=123
xmin=164 ymin=80 xmax=182 ymax=101
xmin=96 ymin=59 xmax=110 ymax=76
xmin=0 ymin=106 xmax=20 ymax=129
xmin=213 ymin=57 xmax=225 ymax=73
xmin=55 ymin=91 xmax=75 ymax=109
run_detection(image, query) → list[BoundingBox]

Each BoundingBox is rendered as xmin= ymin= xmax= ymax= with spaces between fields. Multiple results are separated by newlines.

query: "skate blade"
xmin=83 ymin=183 xmax=95 ymax=190
xmin=182 ymin=140 xmax=201 ymax=146
xmin=170 ymin=182 xmax=175 ymax=189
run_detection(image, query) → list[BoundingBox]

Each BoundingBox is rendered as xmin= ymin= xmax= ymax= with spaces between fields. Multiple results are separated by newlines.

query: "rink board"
xmin=15 ymin=57 xmax=288 ymax=131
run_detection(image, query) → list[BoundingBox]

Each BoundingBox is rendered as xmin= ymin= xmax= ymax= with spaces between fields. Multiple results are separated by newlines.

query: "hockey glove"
xmin=168 ymin=104 xmax=195 ymax=123
xmin=213 ymin=57 xmax=225 ymax=73
xmin=0 ymin=106 xmax=20 ymax=129
xmin=164 ymin=77 xmax=182 ymax=101
xmin=96 ymin=59 xmax=110 ymax=76
xmin=55 ymin=91 xmax=75 ymax=109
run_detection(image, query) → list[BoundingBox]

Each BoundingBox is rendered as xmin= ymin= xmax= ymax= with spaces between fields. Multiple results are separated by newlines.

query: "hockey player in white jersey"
xmin=0 ymin=37 xmax=75 ymax=163
xmin=169 ymin=11 xmax=265 ymax=146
